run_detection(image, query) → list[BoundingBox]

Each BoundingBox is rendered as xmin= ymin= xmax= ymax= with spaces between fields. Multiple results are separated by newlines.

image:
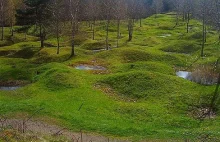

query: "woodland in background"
xmin=0 ymin=0 xmax=220 ymax=57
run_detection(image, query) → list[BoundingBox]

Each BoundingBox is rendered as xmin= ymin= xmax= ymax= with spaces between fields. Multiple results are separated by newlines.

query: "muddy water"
xmin=158 ymin=34 xmax=171 ymax=38
xmin=176 ymin=71 xmax=217 ymax=85
xmin=176 ymin=71 xmax=192 ymax=80
xmin=75 ymin=65 xmax=106 ymax=71
xmin=92 ymin=49 xmax=107 ymax=52
xmin=0 ymin=86 xmax=21 ymax=90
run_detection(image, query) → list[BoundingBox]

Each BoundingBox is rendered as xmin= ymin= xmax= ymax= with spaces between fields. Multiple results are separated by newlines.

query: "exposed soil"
xmin=0 ymin=80 xmax=29 ymax=87
xmin=176 ymin=69 xmax=218 ymax=86
xmin=0 ymin=118 xmax=130 ymax=142
xmin=8 ymin=47 xmax=37 ymax=59
xmin=189 ymin=107 xmax=216 ymax=120
xmin=0 ymin=50 xmax=16 ymax=56
xmin=94 ymin=84 xmax=137 ymax=103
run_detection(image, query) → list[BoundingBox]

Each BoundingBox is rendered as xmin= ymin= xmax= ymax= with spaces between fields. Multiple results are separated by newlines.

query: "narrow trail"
xmin=0 ymin=119 xmax=130 ymax=142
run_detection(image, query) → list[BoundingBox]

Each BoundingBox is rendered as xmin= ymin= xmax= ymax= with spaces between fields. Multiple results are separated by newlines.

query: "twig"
xmin=78 ymin=103 xmax=84 ymax=111
xmin=53 ymin=128 xmax=66 ymax=136
xmin=80 ymin=130 xmax=83 ymax=142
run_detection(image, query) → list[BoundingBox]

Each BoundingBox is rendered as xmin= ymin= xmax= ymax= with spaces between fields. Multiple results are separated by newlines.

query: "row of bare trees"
xmin=171 ymin=0 xmax=220 ymax=57
xmin=0 ymin=0 xmax=18 ymax=40
xmin=13 ymin=0 xmax=155 ymax=57
xmin=1 ymin=0 xmax=220 ymax=58
xmin=171 ymin=0 xmax=220 ymax=114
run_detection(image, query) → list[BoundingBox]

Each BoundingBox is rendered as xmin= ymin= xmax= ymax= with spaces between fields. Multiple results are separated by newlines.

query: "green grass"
xmin=81 ymin=39 xmax=106 ymax=50
xmin=0 ymin=13 xmax=220 ymax=141
xmin=100 ymin=71 xmax=203 ymax=99
xmin=161 ymin=40 xmax=200 ymax=54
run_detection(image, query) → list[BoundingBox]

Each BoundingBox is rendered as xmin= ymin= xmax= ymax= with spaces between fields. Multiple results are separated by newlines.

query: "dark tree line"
xmin=0 ymin=0 xmax=219 ymax=58
xmin=14 ymin=0 xmax=155 ymax=56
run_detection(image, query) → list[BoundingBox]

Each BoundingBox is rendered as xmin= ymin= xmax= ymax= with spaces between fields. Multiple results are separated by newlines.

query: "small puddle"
xmin=158 ymin=34 xmax=171 ymax=38
xmin=75 ymin=65 xmax=106 ymax=71
xmin=176 ymin=71 xmax=217 ymax=85
xmin=176 ymin=71 xmax=192 ymax=79
xmin=0 ymin=86 xmax=21 ymax=91
xmin=92 ymin=49 xmax=106 ymax=52
xmin=0 ymin=80 xmax=29 ymax=91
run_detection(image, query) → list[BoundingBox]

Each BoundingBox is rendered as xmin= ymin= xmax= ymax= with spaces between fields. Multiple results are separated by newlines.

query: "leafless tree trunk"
xmin=153 ymin=0 xmax=163 ymax=19
xmin=114 ymin=0 xmax=127 ymax=47
xmin=201 ymin=14 xmax=205 ymax=57
xmin=68 ymin=0 xmax=80 ymax=57
xmin=0 ymin=1 xmax=4 ymax=41
xmin=117 ymin=19 xmax=120 ymax=48
xmin=92 ymin=20 xmax=95 ymax=40
xmin=128 ymin=19 xmax=133 ymax=41
xmin=106 ymin=19 xmax=110 ymax=50
xmin=50 ymin=0 xmax=63 ymax=54
xmin=210 ymin=58 xmax=220 ymax=113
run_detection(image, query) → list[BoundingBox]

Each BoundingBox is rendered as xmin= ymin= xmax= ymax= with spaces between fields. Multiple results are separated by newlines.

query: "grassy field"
xmin=0 ymin=13 xmax=220 ymax=141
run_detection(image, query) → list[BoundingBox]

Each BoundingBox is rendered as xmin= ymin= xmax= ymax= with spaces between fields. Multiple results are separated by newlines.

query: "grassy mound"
xmin=120 ymin=48 xmax=185 ymax=66
xmin=100 ymin=71 xmax=193 ymax=99
xmin=1 ymin=13 xmax=220 ymax=141
xmin=94 ymin=48 xmax=186 ymax=67
xmin=120 ymin=49 xmax=152 ymax=62
xmin=112 ymin=61 xmax=175 ymax=75
xmin=9 ymin=47 xmax=38 ymax=59
xmin=0 ymin=58 xmax=34 ymax=81
xmin=187 ymin=32 xmax=203 ymax=40
xmin=132 ymin=36 xmax=160 ymax=47
xmin=161 ymin=41 xmax=200 ymax=54
xmin=34 ymin=63 xmax=80 ymax=91
xmin=31 ymin=47 xmax=70 ymax=63
xmin=81 ymin=39 xmax=106 ymax=50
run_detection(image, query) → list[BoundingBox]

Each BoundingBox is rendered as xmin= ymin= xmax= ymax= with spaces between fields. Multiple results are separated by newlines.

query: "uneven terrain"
xmin=0 ymin=14 xmax=220 ymax=141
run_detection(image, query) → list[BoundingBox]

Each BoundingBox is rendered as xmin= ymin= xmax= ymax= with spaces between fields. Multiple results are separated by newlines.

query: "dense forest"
xmin=0 ymin=0 xmax=220 ymax=141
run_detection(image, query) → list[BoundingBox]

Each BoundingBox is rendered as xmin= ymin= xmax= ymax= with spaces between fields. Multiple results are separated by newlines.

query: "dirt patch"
xmin=0 ymin=50 xmax=16 ymax=56
xmin=190 ymin=67 xmax=218 ymax=85
xmin=8 ymin=47 xmax=37 ymax=59
xmin=176 ymin=67 xmax=218 ymax=85
xmin=44 ymin=43 xmax=57 ymax=47
xmin=70 ymin=60 xmax=110 ymax=74
xmin=189 ymin=106 xmax=216 ymax=120
xmin=0 ymin=80 xmax=29 ymax=87
xmin=94 ymin=84 xmax=137 ymax=103
xmin=0 ymin=118 xmax=130 ymax=142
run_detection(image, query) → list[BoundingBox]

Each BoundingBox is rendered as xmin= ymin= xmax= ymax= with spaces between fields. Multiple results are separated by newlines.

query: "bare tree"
xmin=171 ymin=0 xmax=182 ymax=28
xmin=211 ymin=0 xmax=220 ymax=42
xmin=86 ymin=0 xmax=100 ymax=40
xmin=183 ymin=0 xmax=194 ymax=33
xmin=196 ymin=0 xmax=212 ymax=57
xmin=102 ymin=0 xmax=114 ymax=50
xmin=0 ymin=0 xmax=12 ymax=40
xmin=152 ymin=0 xmax=163 ymax=19
xmin=135 ymin=0 xmax=147 ymax=27
xmin=50 ymin=0 xmax=65 ymax=54
xmin=7 ymin=0 xmax=15 ymax=37
xmin=127 ymin=0 xmax=136 ymax=41
xmin=67 ymin=0 xmax=80 ymax=57
xmin=114 ymin=0 xmax=127 ymax=47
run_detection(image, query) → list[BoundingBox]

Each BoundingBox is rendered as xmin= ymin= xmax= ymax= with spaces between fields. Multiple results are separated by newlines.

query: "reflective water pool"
xmin=0 ymin=86 xmax=21 ymax=91
xmin=75 ymin=65 xmax=106 ymax=71
xmin=176 ymin=71 xmax=192 ymax=79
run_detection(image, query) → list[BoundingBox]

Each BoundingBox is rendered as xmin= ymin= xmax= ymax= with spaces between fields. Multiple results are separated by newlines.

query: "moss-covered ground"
xmin=0 ymin=13 xmax=220 ymax=141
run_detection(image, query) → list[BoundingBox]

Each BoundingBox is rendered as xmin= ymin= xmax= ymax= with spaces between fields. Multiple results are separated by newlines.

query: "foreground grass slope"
xmin=0 ymin=13 xmax=220 ymax=141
